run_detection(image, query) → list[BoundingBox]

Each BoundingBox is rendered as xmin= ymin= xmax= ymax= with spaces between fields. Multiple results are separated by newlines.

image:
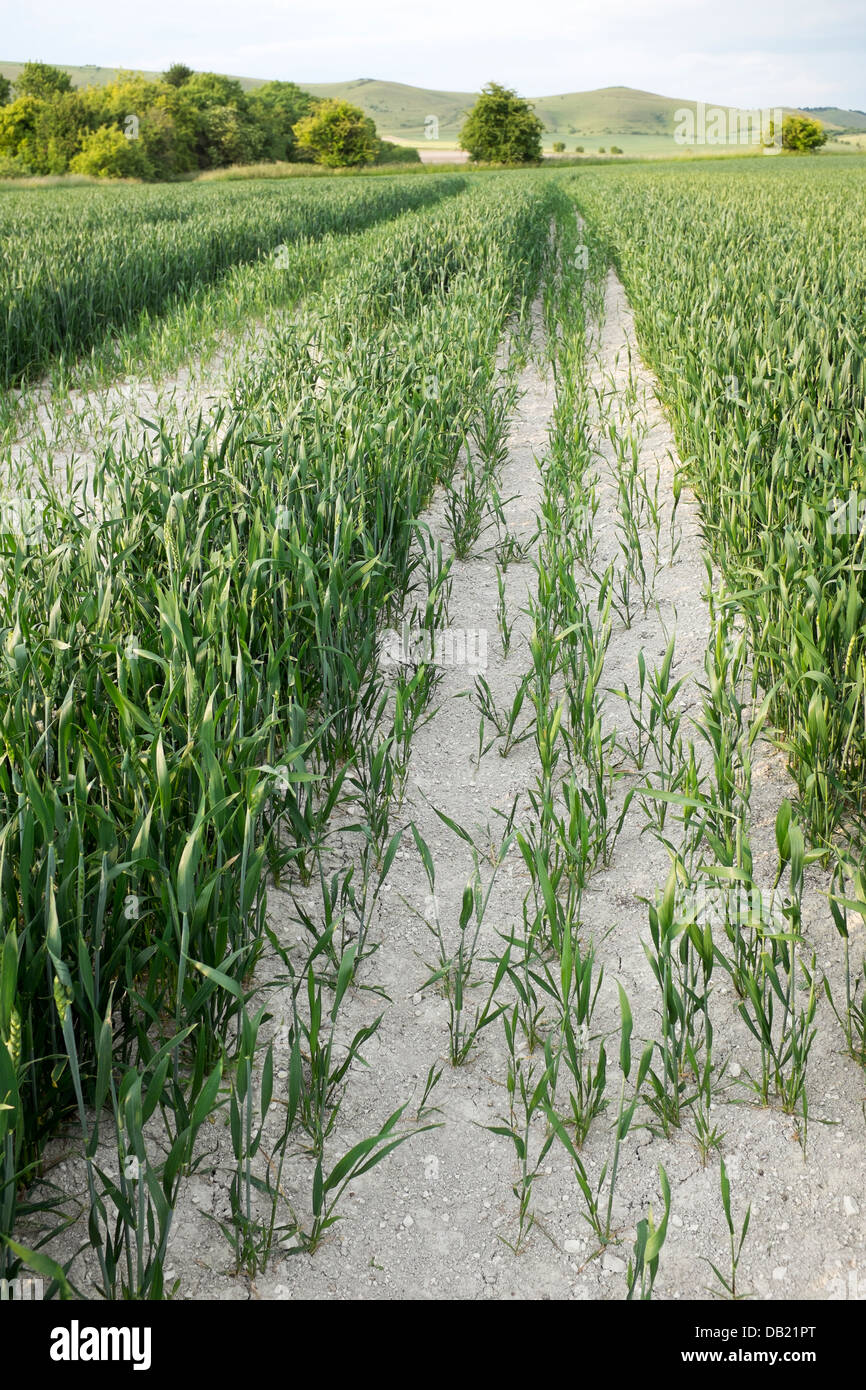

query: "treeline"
xmin=0 ymin=61 xmax=420 ymax=178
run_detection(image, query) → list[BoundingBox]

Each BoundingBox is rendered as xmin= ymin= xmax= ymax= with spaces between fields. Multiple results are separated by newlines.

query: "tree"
xmin=199 ymin=104 xmax=261 ymax=167
xmin=0 ymin=76 xmax=11 ymax=106
xmin=247 ymin=80 xmax=315 ymax=161
xmin=69 ymin=124 xmax=152 ymax=178
xmin=14 ymin=61 xmax=72 ymax=99
xmin=178 ymin=73 xmax=263 ymax=168
xmin=181 ymin=72 xmax=247 ymax=109
xmin=293 ymin=99 xmax=378 ymax=167
xmin=84 ymin=77 xmax=199 ymax=178
xmin=459 ymin=82 xmax=543 ymax=164
xmin=33 ymin=91 xmax=92 ymax=172
xmin=0 ymin=92 xmax=90 ymax=174
xmin=0 ymin=96 xmax=44 ymax=172
xmin=163 ymin=63 xmax=193 ymax=88
xmin=139 ymin=91 xmax=198 ymax=175
xmin=552 ymin=140 xmax=565 ymax=153
xmin=782 ymin=114 xmax=826 ymax=151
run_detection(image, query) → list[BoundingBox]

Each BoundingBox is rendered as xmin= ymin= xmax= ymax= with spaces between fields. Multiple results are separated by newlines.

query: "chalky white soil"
xmin=0 ymin=313 xmax=291 ymax=508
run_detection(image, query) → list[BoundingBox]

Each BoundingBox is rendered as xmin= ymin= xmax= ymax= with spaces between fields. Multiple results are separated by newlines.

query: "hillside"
xmin=800 ymin=106 xmax=866 ymax=132
xmin=302 ymin=78 xmax=474 ymax=140
xmin=299 ymin=81 xmax=763 ymax=146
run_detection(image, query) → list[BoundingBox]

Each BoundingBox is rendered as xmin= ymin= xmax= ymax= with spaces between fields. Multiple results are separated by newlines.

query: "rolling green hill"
xmin=297 ymin=81 xmax=758 ymax=148
xmin=799 ymin=106 xmax=866 ymax=132
xmin=1 ymin=63 xmax=860 ymax=152
xmin=302 ymin=78 xmax=474 ymax=140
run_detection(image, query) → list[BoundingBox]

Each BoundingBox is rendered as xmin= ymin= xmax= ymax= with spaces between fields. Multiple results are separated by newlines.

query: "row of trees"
xmin=0 ymin=62 xmax=419 ymax=178
xmin=0 ymin=66 xmax=829 ymax=178
xmin=552 ymin=142 xmax=623 ymax=153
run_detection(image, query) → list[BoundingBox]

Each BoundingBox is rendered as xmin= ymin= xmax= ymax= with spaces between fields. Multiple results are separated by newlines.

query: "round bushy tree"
xmin=69 ymin=125 xmax=152 ymax=178
xmin=782 ymin=115 xmax=827 ymax=151
xmin=459 ymin=82 xmax=543 ymax=164
xmin=163 ymin=63 xmax=193 ymax=88
xmin=177 ymin=73 xmax=263 ymax=168
xmin=0 ymin=92 xmax=91 ymax=175
xmin=248 ymin=80 xmax=315 ymax=161
xmin=14 ymin=61 xmax=72 ymax=99
xmin=292 ymin=99 xmax=378 ymax=167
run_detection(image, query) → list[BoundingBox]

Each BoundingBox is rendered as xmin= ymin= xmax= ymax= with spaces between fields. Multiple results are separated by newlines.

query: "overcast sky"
xmin=7 ymin=0 xmax=865 ymax=109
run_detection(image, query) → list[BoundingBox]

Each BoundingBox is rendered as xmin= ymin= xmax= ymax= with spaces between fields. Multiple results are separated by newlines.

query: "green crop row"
xmin=570 ymin=155 xmax=866 ymax=841
xmin=0 ymin=174 xmax=561 ymax=1291
xmin=0 ymin=174 xmax=467 ymax=389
